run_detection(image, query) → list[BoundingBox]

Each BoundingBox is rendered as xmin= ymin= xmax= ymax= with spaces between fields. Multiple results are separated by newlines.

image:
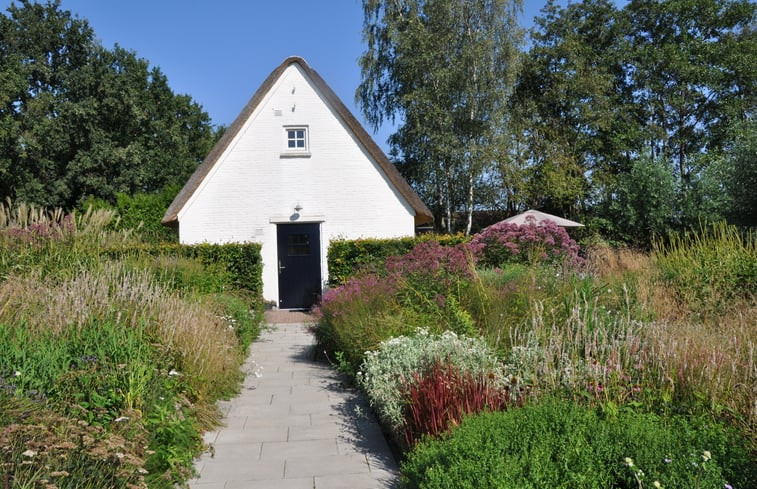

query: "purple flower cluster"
xmin=2 ymin=214 xmax=76 ymax=246
xmin=471 ymin=218 xmax=583 ymax=268
xmin=386 ymin=241 xmax=476 ymax=284
xmin=321 ymin=273 xmax=396 ymax=304
xmin=315 ymin=272 xmax=397 ymax=320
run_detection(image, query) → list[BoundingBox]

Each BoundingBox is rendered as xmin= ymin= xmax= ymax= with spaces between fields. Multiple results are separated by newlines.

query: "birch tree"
xmin=357 ymin=0 xmax=523 ymax=233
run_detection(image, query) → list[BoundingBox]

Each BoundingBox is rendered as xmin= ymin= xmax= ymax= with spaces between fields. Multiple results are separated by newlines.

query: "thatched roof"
xmin=162 ymin=56 xmax=433 ymax=227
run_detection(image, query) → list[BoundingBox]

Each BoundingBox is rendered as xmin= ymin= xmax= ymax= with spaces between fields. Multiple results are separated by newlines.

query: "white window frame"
xmin=281 ymin=125 xmax=310 ymax=157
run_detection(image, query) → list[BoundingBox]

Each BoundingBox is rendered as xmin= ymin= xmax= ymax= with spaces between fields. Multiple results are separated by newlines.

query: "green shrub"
xmin=327 ymin=234 xmax=469 ymax=286
xmin=401 ymin=399 xmax=754 ymax=489
xmin=81 ymin=184 xmax=181 ymax=244
xmin=603 ymin=155 xmax=677 ymax=248
xmin=143 ymin=397 xmax=203 ymax=487
xmin=183 ymin=242 xmax=263 ymax=295
xmin=114 ymin=185 xmax=181 ymax=243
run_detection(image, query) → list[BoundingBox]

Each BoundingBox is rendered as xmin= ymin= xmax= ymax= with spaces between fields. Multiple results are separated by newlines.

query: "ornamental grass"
xmin=0 ymin=264 xmax=243 ymax=401
xmin=0 ymin=201 xmax=261 ymax=488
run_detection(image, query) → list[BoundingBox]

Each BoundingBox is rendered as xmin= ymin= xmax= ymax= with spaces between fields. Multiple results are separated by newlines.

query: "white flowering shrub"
xmin=357 ymin=328 xmax=507 ymax=431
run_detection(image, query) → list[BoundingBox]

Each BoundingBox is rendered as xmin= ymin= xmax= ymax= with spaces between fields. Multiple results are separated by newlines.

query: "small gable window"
xmin=282 ymin=126 xmax=310 ymax=157
xmin=287 ymin=128 xmax=306 ymax=149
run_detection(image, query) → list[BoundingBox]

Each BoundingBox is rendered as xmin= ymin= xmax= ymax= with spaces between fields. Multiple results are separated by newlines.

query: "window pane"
xmin=296 ymin=130 xmax=304 ymax=139
xmin=288 ymin=233 xmax=310 ymax=256
xmin=297 ymin=140 xmax=304 ymax=148
xmin=288 ymin=140 xmax=296 ymax=148
xmin=288 ymin=130 xmax=296 ymax=139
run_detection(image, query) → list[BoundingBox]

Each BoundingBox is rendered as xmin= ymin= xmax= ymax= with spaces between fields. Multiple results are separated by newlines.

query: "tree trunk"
xmin=465 ymin=169 xmax=474 ymax=235
xmin=444 ymin=166 xmax=452 ymax=234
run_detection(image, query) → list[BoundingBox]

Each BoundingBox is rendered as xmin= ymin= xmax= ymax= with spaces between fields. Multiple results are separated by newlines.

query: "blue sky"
xmin=2 ymin=0 xmax=561 ymax=151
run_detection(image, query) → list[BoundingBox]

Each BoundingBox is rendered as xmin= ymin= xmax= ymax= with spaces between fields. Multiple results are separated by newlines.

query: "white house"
xmin=162 ymin=56 xmax=433 ymax=309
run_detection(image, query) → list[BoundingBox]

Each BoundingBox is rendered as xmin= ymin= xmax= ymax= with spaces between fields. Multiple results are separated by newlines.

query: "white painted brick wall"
xmin=177 ymin=64 xmax=416 ymax=304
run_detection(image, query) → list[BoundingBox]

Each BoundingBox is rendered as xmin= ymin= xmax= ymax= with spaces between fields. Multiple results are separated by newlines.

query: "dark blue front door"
xmin=277 ymin=223 xmax=321 ymax=309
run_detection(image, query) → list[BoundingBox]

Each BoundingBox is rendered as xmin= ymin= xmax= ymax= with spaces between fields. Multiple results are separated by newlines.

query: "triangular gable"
xmin=162 ymin=56 xmax=433 ymax=226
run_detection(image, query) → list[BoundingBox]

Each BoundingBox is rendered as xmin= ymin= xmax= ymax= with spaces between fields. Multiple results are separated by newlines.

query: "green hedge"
xmin=114 ymin=187 xmax=180 ymax=243
xmin=328 ymin=234 xmax=470 ymax=286
xmin=103 ymin=242 xmax=263 ymax=298
xmin=81 ymin=184 xmax=182 ymax=244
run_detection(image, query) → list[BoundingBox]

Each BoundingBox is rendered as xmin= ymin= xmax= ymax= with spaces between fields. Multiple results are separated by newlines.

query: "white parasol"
xmin=501 ymin=209 xmax=584 ymax=228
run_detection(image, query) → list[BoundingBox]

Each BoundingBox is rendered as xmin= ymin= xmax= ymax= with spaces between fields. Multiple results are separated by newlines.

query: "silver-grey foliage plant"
xmin=357 ymin=328 xmax=509 ymax=432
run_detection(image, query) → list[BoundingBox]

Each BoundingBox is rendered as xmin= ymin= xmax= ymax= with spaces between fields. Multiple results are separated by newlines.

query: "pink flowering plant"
xmin=383 ymin=240 xmax=479 ymax=337
xmin=386 ymin=241 xmax=476 ymax=302
xmin=316 ymin=241 xmax=480 ymax=370
xmin=1 ymin=213 xmax=76 ymax=249
xmin=470 ymin=218 xmax=584 ymax=269
xmin=314 ymin=272 xmax=405 ymax=370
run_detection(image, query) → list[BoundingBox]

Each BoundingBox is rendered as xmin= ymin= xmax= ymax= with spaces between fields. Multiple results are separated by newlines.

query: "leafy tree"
xmin=626 ymin=0 xmax=756 ymax=184
xmin=700 ymin=119 xmax=757 ymax=226
xmin=0 ymin=0 xmax=93 ymax=207
xmin=512 ymin=0 xmax=633 ymax=219
xmin=519 ymin=0 xmax=755 ymax=245
xmin=605 ymin=155 xmax=677 ymax=248
xmin=0 ymin=0 xmax=216 ymax=209
xmin=357 ymin=0 xmax=524 ymax=234
xmin=620 ymin=0 xmax=755 ymax=235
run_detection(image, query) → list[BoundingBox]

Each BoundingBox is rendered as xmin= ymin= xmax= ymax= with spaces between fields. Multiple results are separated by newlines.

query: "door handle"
xmin=278 ymin=260 xmax=286 ymax=274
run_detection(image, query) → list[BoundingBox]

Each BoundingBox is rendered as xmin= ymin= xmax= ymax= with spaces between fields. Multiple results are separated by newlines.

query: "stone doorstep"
xmin=264 ymin=310 xmax=316 ymax=324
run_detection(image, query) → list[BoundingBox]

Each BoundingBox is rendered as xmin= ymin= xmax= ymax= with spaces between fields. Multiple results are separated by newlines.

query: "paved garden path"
xmin=188 ymin=312 xmax=399 ymax=488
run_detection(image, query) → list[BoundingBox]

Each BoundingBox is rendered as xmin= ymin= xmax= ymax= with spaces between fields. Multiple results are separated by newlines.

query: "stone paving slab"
xmin=188 ymin=322 xmax=399 ymax=488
